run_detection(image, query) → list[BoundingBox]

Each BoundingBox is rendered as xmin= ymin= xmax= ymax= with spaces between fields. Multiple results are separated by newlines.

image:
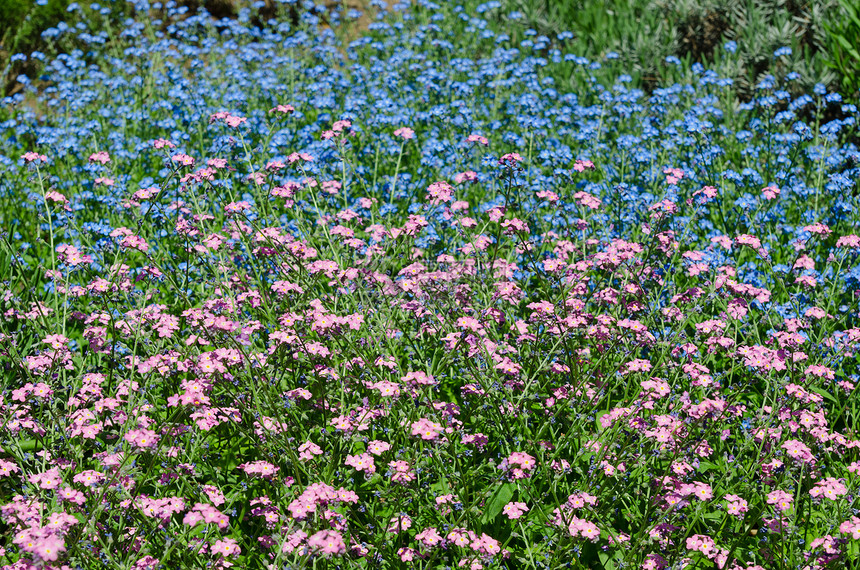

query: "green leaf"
xmin=481 ymin=482 xmax=514 ymax=524
xmin=835 ymin=34 xmax=860 ymax=61
xmin=598 ymin=550 xmax=617 ymax=570
xmin=19 ymin=439 xmax=41 ymax=452
xmin=430 ymin=479 xmax=451 ymax=495
xmin=808 ymin=385 xmax=838 ymax=404
xmin=839 ymin=0 xmax=860 ymax=28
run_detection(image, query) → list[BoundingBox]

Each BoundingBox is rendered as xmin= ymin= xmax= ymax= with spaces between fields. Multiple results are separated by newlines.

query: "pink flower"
xmin=573 ymin=159 xmax=595 ymax=172
xmin=735 ymin=234 xmax=762 ymax=250
xmin=701 ymin=185 xmax=718 ymax=198
xmin=711 ymin=235 xmax=732 ymax=249
xmin=567 ymin=492 xmax=598 ymax=509
xmin=761 ymin=185 xmax=780 ymax=200
xmin=367 ymin=440 xmax=391 ymax=455
xmin=725 ymin=494 xmax=748 ymax=517
xmin=387 ymin=515 xmax=412 ymax=533
xmin=298 ymin=441 xmax=324 ymax=461
xmin=426 ymin=181 xmax=453 ymax=204
xmin=840 ymin=516 xmax=860 ymax=539
xmin=454 ymin=171 xmax=478 ymax=184
xmin=663 ymin=167 xmax=684 ymax=185
xmin=170 ymin=153 xmax=194 ymax=166
xmin=22 ymin=151 xmax=48 ymax=163
xmin=124 ymin=428 xmax=159 ymax=448
xmin=416 ymin=527 xmax=444 ymax=547
xmin=287 ymin=151 xmax=314 ymax=163
xmin=33 ymin=534 xmax=65 ymax=562
xmin=691 ymin=482 xmax=713 ymax=501
xmin=394 ymin=127 xmax=415 ymax=139
xmin=685 ymin=534 xmax=716 ymax=558
xmin=45 ymin=191 xmax=69 ymax=204
xmin=0 ymin=460 xmax=19 ymax=477
xmin=766 ymin=489 xmax=794 ymax=511
xmin=152 ymin=138 xmax=175 ymax=149
xmin=88 ymin=151 xmax=110 ymax=164
xmin=345 ymin=453 xmax=376 ymax=473
xmin=308 ymin=530 xmax=345 ymax=556
xmin=59 ymin=486 xmax=86 ymax=505
xmin=466 ymin=134 xmax=489 ymax=145
xmin=803 ymin=222 xmax=832 ymax=236
xmin=212 ymin=538 xmax=240 ymax=557
xmin=809 ymin=478 xmax=848 ymax=500
xmin=402 ymin=371 xmax=437 ymax=386
xmin=134 ymin=555 xmax=160 ymax=569
xmin=507 ymin=452 xmax=536 ymax=471
xmin=411 ymin=418 xmax=444 ymax=441
xmin=641 ymin=553 xmax=668 ymax=569
xmin=622 ymin=358 xmax=652 ymax=374
xmin=503 ymin=501 xmax=529 ymax=519
xmin=269 ymin=104 xmax=295 ymax=114
xmin=238 ymin=461 xmax=279 ymax=479
xmin=569 ymin=518 xmax=600 ymax=541
xmin=499 ymin=152 xmax=523 ymax=165
xmin=29 ymin=467 xmax=62 ymax=490
xmin=398 ymin=547 xmax=417 ymax=561
xmin=837 ymin=234 xmax=860 ymax=248
xmin=472 ymin=532 xmax=502 ymax=554
xmin=782 ymin=439 xmax=815 ymax=464
xmin=572 ymin=191 xmax=601 ymax=209
xmin=388 ymin=460 xmax=416 ymax=484
xmin=805 ymin=364 xmax=835 ymax=379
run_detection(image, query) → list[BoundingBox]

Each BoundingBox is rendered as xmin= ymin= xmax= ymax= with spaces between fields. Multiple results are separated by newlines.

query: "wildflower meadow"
xmin=1 ymin=1 xmax=860 ymax=569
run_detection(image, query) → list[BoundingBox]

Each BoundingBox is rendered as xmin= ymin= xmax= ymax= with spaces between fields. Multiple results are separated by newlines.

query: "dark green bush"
xmin=1 ymin=0 xmax=73 ymax=56
xmin=1 ymin=0 xmax=72 ymax=95
xmin=502 ymin=0 xmax=845 ymax=100
xmin=824 ymin=0 xmax=860 ymax=100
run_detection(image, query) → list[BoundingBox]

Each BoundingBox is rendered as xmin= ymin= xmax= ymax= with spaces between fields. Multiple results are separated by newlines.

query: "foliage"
xmin=0 ymin=1 xmax=859 ymax=569
xmin=503 ymin=0 xmax=844 ymax=100
xmin=823 ymin=0 xmax=860 ymax=100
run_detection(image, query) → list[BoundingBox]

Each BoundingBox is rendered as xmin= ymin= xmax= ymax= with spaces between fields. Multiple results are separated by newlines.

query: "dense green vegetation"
xmin=1 ymin=1 xmax=859 ymax=569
